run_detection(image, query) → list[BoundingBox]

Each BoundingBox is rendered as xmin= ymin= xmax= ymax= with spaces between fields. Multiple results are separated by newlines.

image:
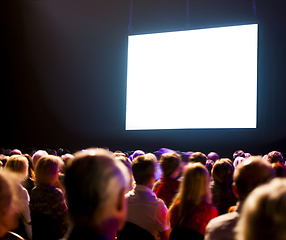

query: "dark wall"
xmin=1 ymin=0 xmax=286 ymax=158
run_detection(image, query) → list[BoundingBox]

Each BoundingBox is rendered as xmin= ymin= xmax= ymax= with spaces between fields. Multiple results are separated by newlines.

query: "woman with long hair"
xmin=168 ymin=162 xmax=218 ymax=239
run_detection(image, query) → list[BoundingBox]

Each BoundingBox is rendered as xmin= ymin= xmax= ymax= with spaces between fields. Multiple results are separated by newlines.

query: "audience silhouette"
xmin=0 ymin=147 xmax=285 ymax=240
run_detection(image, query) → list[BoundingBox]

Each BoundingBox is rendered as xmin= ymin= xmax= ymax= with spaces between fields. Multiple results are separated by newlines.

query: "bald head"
xmin=234 ymin=156 xmax=275 ymax=201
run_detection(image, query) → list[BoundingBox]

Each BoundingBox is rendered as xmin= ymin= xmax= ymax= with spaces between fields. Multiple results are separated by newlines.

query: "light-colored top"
xmin=205 ymin=201 xmax=243 ymax=240
xmin=18 ymin=183 xmax=32 ymax=240
xmin=125 ymin=185 xmax=170 ymax=237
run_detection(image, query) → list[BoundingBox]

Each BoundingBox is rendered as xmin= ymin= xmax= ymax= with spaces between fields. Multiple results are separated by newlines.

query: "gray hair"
xmin=64 ymin=148 xmax=130 ymax=225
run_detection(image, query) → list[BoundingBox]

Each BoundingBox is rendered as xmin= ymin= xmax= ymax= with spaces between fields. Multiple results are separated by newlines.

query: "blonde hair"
xmin=168 ymin=162 xmax=211 ymax=228
xmin=4 ymin=155 xmax=28 ymax=181
xmin=35 ymin=155 xmax=61 ymax=186
xmin=0 ymin=171 xmax=21 ymax=235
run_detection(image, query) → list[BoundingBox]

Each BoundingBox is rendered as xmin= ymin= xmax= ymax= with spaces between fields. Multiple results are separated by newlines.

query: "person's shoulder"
xmin=63 ymin=225 xmax=107 ymax=240
xmin=152 ymin=179 xmax=162 ymax=192
xmin=206 ymin=211 xmax=239 ymax=230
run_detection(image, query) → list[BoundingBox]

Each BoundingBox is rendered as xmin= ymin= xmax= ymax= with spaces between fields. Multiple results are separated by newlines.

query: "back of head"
xmin=180 ymin=162 xmax=211 ymax=205
xmin=272 ymin=162 xmax=286 ymax=178
xmin=4 ymin=155 xmax=29 ymax=181
xmin=267 ymin=151 xmax=284 ymax=164
xmin=211 ymin=158 xmax=234 ymax=185
xmin=233 ymin=150 xmax=245 ymax=160
xmin=64 ymin=148 xmax=130 ymax=227
xmin=35 ymin=155 xmax=61 ymax=186
xmin=169 ymin=162 xmax=211 ymax=228
xmin=0 ymin=172 xmax=20 ymax=237
xmin=233 ymin=156 xmax=245 ymax=169
xmin=160 ymin=152 xmax=181 ymax=177
xmin=207 ymin=152 xmax=220 ymax=162
xmin=132 ymin=154 xmax=156 ymax=185
xmin=189 ymin=152 xmax=207 ymax=165
xmin=32 ymin=150 xmax=48 ymax=168
xmin=9 ymin=149 xmax=22 ymax=156
xmin=236 ymin=178 xmax=286 ymax=240
xmin=234 ymin=156 xmax=275 ymax=200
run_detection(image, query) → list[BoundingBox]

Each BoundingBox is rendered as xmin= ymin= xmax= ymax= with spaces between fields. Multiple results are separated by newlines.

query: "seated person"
xmin=125 ymin=154 xmax=171 ymax=240
xmin=0 ymin=171 xmax=23 ymax=239
xmin=168 ymin=162 xmax=218 ymax=237
xmin=30 ymin=155 xmax=68 ymax=239
xmin=236 ymin=178 xmax=286 ymax=240
xmin=205 ymin=156 xmax=275 ymax=240
xmin=63 ymin=148 xmax=130 ymax=240
xmin=210 ymin=158 xmax=237 ymax=215
xmin=153 ymin=152 xmax=181 ymax=208
xmin=4 ymin=155 xmax=32 ymax=239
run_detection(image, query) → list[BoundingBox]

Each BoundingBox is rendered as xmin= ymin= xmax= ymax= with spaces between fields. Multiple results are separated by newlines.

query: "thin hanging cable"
xmin=186 ymin=0 xmax=190 ymax=27
xmin=128 ymin=0 xmax=133 ymax=32
xmin=252 ymin=0 xmax=257 ymax=19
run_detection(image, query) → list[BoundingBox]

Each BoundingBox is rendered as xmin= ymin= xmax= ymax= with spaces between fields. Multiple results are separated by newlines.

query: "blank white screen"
xmin=126 ymin=24 xmax=258 ymax=130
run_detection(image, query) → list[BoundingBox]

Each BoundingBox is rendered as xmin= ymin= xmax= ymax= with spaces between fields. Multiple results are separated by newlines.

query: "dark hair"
xmin=160 ymin=152 xmax=181 ymax=177
xmin=272 ymin=162 xmax=286 ymax=178
xmin=189 ymin=152 xmax=207 ymax=165
xmin=267 ymin=151 xmax=284 ymax=164
xmin=234 ymin=157 xmax=275 ymax=200
xmin=233 ymin=150 xmax=245 ymax=160
xmin=212 ymin=158 xmax=234 ymax=185
xmin=132 ymin=155 xmax=156 ymax=185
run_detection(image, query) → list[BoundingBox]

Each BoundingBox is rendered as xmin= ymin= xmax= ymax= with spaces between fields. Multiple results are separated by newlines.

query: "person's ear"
xmin=115 ymin=188 xmax=128 ymax=231
xmin=232 ymin=182 xmax=238 ymax=198
xmin=116 ymin=188 xmax=125 ymax=211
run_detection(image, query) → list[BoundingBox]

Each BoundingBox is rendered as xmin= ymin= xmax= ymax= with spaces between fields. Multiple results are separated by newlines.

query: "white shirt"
xmin=125 ymin=185 xmax=170 ymax=237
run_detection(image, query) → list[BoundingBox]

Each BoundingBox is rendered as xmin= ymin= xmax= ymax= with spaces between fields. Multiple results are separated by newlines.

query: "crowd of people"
xmin=0 ymin=147 xmax=285 ymax=240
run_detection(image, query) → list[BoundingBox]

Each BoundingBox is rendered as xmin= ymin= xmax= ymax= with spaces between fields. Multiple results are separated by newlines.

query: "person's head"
xmin=128 ymin=150 xmax=145 ymax=161
xmin=132 ymin=154 xmax=157 ymax=186
xmin=211 ymin=158 xmax=234 ymax=185
xmin=64 ymin=148 xmax=130 ymax=232
xmin=179 ymin=162 xmax=211 ymax=204
xmin=31 ymin=150 xmax=48 ymax=168
xmin=169 ymin=162 xmax=211 ymax=228
xmin=236 ymin=178 xmax=286 ymax=240
xmin=267 ymin=151 xmax=284 ymax=165
xmin=272 ymin=162 xmax=286 ymax=178
xmin=207 ymin=152 xmax=220 ymax=162
xmin=160 ymin=152 xmax=181 ymax=178
xmin=35 ymin=155 xmax=61 ymax=186
xmin=9 ymin=149 xmax=22 ymax=156
xmin=233 ymin=150 xmax=245 ymax=160
xmin=189 ymin=152 xmax=207 ymax=165
xmin=4 ymin=155 xmax=29 ymax=181
xmin=24 ymin=148 xmax=36 ymax=157
xmin=0 ymin=172 xmax=20 ymax=237
xmin=115 ymin=155 xmax=134 ymax=190
xmin=233 ymin=156 xmax=245 ymax=169
xmin=22 ymin=154 xmax=35 ymax=179
xmin=205 ymin=159 xmax=214 ymax=176
xmin=233 ymin=156 xmax=275 ymax=201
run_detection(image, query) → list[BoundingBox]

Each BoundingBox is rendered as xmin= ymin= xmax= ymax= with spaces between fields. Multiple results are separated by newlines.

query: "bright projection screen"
xmin=126 ymin=24 xmax=258 ymax=130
